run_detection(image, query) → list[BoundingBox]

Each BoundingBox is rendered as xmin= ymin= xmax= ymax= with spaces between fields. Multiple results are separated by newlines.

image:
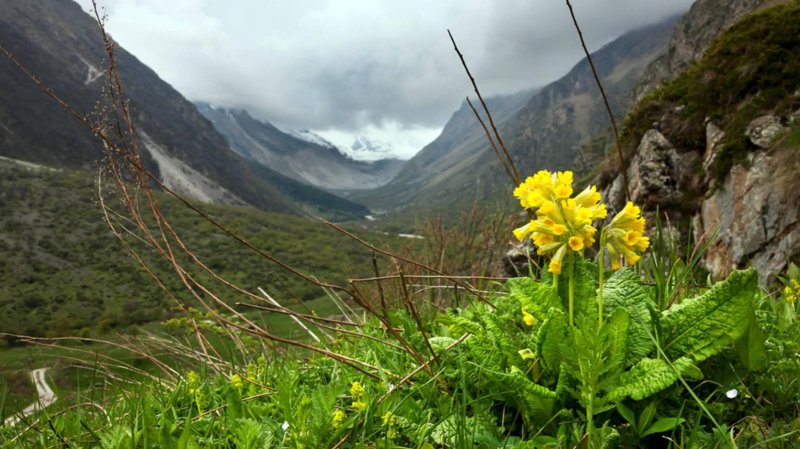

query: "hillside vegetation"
xmin=0 ymin=159 xmax=390 ymax=342
xmin=621 ymin=1 xmax=800 ymax=183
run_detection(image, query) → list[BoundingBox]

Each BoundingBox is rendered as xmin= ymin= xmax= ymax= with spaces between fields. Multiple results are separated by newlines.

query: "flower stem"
xmin=586 ymin=392 xmax=595 ymax=447
xmin=598 ymin=229 xmax=606 ymax=327
xmin=568 ymin=253 xmax=575 ymax=327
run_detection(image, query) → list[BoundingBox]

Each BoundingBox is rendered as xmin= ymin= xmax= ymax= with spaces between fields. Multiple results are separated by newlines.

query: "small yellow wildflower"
xmin=784 ymin=280 xmax=799 ymax=304
xmin=332 ymin=409 xmax=346 ymax=429
xmin=187 ymin=371 xmax=199 ymax=388
xmin=350 ymin=381 xmax=365 ymax=399
xmin=230 ymin=373 xmax=244 ymax=390
xmin=568 ymin=236 xmax=585 ymax=251
xmin=382 ymin=411 xmax=396 ymax=427
xmin=522 ymin=309 xmax=536 ymax=326
xmin=351 ymin=400 xmax=368 ymax=411
xmin=549 ymin=259 xmax=562 ymax=275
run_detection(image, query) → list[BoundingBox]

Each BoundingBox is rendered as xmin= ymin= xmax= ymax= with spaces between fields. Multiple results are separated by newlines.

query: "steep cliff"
xmin=605 ymin=0 xmax=800 ymax=284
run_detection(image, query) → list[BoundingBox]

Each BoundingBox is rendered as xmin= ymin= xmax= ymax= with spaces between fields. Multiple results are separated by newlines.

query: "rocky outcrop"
xmin=604 ymin=129 xmax=700 ymax=220
xmin=604 ymin=105 xmax=800 ymax=285
xmin=610 ymin=110 xmax=799 ymax=286
xmin=745 ymin=115 xmax=786 ymax=149
xmin=694 ymin=147 xmax=800 ymax=285
xmin=635 ymin=0 xmax=774 ymax=99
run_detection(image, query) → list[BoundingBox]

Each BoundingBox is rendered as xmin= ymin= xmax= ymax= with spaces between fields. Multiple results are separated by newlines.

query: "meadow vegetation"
xmin=3 ymin=2 xmax=800 ymax=448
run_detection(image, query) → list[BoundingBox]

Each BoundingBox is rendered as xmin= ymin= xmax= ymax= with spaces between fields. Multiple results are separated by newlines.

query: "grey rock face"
xmin=703 ymin=120 xmax=726 ymax=186
xmin=628 ymin=130 xmax=683 ymax=205
xmin=695 ymin=149 xmax=800 ymax=285
xmin=745 ymin=115 xmax=786 ymax=149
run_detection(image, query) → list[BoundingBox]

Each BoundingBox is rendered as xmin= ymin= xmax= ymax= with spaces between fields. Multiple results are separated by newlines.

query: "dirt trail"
xmin=3 ymin=368 xmax=57 ymax=427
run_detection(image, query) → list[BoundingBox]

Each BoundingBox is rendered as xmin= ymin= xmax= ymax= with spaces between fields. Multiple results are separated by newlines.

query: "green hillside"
xmin=0 ymin=158 xmax=389 ymax=343
xmin=621 ymin=1 xmax=800 ymax=184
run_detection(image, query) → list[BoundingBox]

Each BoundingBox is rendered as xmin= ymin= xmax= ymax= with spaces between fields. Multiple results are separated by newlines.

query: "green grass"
xmin=3 ymin=211 xmax=800 ymax=448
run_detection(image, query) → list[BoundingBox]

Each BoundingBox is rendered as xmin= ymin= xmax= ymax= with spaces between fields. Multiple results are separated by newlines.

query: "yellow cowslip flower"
xmin=512 ymin=170 xmax=606 ymax=275
xmin=350 ymin=381 xmax=365 ymax=399
xmin=522 ymin=309 xmax=536 ymax=326
xmin=568 ymin=236 xmax=585 ymax=251
xmin=332 ymin=409 xmax=346 ymax=429
xmin=549 ymin=245 xmax=567 ymax=275
xmin=604 ymin=201 xmax=650 ymax=269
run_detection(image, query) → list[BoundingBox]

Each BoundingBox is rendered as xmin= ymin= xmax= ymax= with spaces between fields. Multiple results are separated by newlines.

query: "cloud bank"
xmin=74 ymin=0 xmax=693 ymax=157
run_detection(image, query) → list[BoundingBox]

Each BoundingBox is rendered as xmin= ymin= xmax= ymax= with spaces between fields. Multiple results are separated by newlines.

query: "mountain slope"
xmin=351 ymin=88 xmax=537 ymax=211
xmin=0 ymin=0 xmax=367 ymax=219
xmin=356 ymin=16 xmax=677 ymax=220
xmin=0 ymin=157 xmax=386 ymax=341
xmin=197 ymin=104 xmax=405 ymax=191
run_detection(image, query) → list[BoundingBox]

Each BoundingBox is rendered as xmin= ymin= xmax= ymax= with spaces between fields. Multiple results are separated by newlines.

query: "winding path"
xmin=3 ymin=368 xmax=57 ymax=427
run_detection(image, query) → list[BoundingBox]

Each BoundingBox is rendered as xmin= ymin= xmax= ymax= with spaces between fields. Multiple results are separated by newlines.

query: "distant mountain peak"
xmin=196 ymin=104 xmax=406 ymax=190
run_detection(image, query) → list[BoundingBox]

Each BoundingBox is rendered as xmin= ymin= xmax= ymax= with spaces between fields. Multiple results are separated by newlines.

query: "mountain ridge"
xmin=0 ymin=0 xmax=368 ymax=220
xmin=196 ymin=103 xmax=405 ymax=191
xmin=353 ymin=15 xmax=678 ymax=222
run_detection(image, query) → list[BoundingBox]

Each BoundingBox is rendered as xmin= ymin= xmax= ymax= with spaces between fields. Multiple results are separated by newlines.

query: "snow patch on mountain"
xmin=285 ymin=129 xmax=339 ymax=150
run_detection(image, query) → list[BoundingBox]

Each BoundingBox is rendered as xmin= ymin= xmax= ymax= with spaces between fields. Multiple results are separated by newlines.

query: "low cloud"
xmin=75 ymin=0 xmax=692 ymax=150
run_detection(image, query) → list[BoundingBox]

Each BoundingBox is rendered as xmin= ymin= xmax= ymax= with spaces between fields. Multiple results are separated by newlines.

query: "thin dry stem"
xmin=565 ymin=0 xmax=630 ymax=201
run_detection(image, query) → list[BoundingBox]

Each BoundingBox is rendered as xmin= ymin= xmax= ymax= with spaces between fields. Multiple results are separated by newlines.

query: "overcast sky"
xmin=74 ymin=0 xmax=693 ymax=159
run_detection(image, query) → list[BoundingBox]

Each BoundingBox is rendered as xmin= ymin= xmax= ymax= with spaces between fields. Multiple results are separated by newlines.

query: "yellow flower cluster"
xmin=382 ymin=411 xmax=397 ymax=439
xmin=513 ymin=170 xmax=607 ymax=274
xmin=186 ymin=371 xmax=204 ymax=411
xmin=350 ymin=381 xmax=365 ymax=398
xmin=784 ymin=279 xmax=800 ymax=303
xmin=229 ymin=373 xmax=244 ymax=390
xmin=332 ymin=409 xmax=346 ymax=429
xmin=603 ymin=201 xmax=650 ymax=269
xmin=350 ymin=381 xmax=367 ymax=411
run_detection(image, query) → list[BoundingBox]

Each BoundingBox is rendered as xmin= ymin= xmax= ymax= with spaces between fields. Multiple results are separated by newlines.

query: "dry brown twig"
xmin=564 ymin=0 xmax=630 ymax=201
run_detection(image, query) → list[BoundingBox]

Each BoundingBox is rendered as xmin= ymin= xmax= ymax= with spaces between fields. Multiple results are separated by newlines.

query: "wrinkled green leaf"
xmin=536 ymin=308 xmax=570 ymax=374
xmin=602 ymin=308 xmax=630 ymax=376
xmin=602 ymin=268 xmax=655 ymax=366
xmin=660 ymin=269 xmax=757 ymax=362
xmin=508 ymin=277 xmax=561 ymax=320
xmin=606 ymin=357 xmax=695 ymax=401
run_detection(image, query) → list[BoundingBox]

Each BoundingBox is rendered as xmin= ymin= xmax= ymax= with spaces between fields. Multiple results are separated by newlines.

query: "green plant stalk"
xmin=586 ymin=392 xmax=594 ymax=447
xmin=569 ymin=253 xmax=575 ymax=327
xmin=597 ymin=230 xmax=606 ymax=327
